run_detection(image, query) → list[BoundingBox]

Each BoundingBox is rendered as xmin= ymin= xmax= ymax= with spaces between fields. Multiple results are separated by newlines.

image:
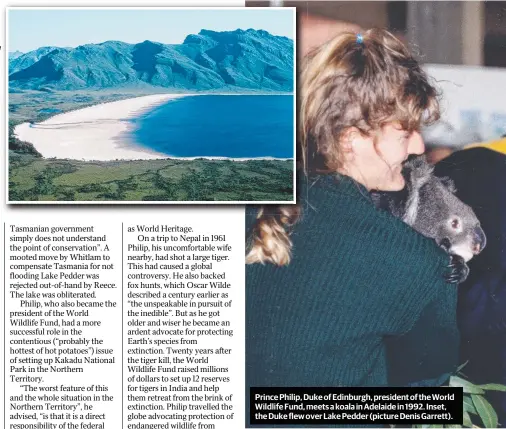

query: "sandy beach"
xmin=14 ymin=94 xmax=186 ymax=161
xmin=14 ymin=93 xmax=294 ymax=162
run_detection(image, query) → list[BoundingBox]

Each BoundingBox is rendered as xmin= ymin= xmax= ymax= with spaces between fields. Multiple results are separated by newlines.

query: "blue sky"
xmin=8 ymin=8 xmax=294 ymax=53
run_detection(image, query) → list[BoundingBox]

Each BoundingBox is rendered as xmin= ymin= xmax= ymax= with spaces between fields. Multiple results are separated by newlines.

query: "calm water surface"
xmin=130 ymin=95 xmax=294 ymax=158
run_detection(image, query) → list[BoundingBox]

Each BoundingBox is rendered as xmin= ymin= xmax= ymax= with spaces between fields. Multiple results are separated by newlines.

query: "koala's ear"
xmin=439 ymin=176 xmax=457 ymax=193
xmin=403 ymin=155 xmax=433 ymax=191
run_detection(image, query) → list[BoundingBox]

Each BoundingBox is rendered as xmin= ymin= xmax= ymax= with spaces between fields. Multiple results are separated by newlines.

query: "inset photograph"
xmin=7 ymin=7 xmax=295 ymax=203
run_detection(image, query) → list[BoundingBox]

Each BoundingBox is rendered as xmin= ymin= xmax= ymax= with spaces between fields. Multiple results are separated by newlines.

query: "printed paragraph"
xmin=6 ymin=224 xmax=122 ymax=429
xmin=124 ymin=223 xmax=237 ymax=429
xmin=4 ymin=210 xmax=244 ymax=429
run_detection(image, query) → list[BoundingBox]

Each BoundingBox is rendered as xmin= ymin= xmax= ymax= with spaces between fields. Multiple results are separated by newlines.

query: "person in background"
xmin=431 ymin=137 xmax=506 ymax=425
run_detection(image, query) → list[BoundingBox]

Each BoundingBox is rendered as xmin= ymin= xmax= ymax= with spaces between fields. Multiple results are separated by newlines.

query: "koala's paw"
xmin=445 ymin=254 xmax=470 ymax=285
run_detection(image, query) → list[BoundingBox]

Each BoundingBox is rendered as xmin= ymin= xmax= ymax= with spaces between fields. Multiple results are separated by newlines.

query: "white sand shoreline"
xmin=14 ymin=94 xmax=182 ymax=161
xmin=13 ymin=93 xmax=294 ymax=162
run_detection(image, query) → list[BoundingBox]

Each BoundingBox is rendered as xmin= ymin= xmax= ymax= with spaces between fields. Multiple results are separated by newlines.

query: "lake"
xmin=129 ymin=94 xmax=294 ymax=158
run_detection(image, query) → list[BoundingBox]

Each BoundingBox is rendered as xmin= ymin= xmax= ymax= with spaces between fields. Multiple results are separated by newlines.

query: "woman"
xmin=246 ymin=29 xmax=460 ymax=395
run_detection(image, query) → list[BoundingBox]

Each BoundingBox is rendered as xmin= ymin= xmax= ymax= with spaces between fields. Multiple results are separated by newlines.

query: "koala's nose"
xmin=472 ymin=226 xmax=486 ymax=254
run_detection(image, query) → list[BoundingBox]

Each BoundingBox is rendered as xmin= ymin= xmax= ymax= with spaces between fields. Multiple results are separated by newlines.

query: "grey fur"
xmin=371 ymin=155 xmax=486 ymax=263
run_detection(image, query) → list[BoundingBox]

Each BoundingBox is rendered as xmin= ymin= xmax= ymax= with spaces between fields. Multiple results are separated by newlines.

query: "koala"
xmin=371 ymin=155 xmax=487 ymax=284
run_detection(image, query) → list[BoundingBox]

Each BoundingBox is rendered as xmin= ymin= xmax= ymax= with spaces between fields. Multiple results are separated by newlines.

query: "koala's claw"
xmin=445 ymin=254 xmax=469 ymax=285
xmin=440 ymin=237 xmax=451 ymax=252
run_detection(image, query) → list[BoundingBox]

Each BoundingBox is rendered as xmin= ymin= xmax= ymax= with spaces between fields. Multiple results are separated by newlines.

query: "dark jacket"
xmin=435 ymin=147 xmax=506 ymax=425
xmin=246 ymin=175 xmax=459 ymax=425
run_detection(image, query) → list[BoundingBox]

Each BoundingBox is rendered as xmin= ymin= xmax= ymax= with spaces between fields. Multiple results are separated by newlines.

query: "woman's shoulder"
xmin=246 ymin=173 xmax=450 ymax=280
xmin=297 ymin=174 xmax=449 ymax=274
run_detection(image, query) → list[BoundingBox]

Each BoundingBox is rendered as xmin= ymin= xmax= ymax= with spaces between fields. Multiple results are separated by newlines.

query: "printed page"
xmin=4 ymin=210 xmax=245 ymax=429
xmin=5 ymin=1 xmax=506 ymax=429
xmin=2 ymin=1 xmax=285 ymax=429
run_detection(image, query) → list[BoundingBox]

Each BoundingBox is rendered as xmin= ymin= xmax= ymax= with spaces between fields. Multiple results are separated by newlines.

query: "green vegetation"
xmin=400 ymin=364 xmax=506 ymax=428
xmin=9 ymin=153 xmax=293 ymax=202
xmin=8 ymin=90 xmax=294 ymax=202
xmin=443 ymin=375 xmax=506 ymax=428
xmin=8 ymin=122 xmax=42 ymax=156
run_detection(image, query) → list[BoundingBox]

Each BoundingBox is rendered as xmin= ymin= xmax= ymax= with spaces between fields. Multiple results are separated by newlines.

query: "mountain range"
xmin=8 ymin=29 xmax=293 ymax=92
xmin=8 ymin=50 xmax=25 ymax=61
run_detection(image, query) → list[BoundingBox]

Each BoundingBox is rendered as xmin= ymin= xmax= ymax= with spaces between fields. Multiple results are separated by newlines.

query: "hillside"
xmin=9 ymin=153 xmax=294 ymax=202
xmin=9 ymin=29 xmax=293 ymax=92
xmin=9 ymin=46 xmax=59 ymax=74
xmin=9 ymin=50 xmax=24 ymax=61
